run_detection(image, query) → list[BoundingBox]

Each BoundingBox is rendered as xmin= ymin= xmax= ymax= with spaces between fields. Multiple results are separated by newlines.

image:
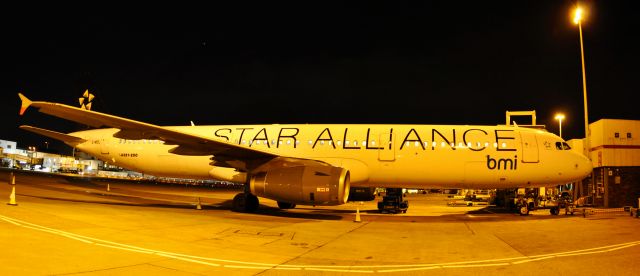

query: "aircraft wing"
xmin=19 ymin=125 xmax=87 ymax=146
xmin=18 ymin=93 xmax=277 ymax=171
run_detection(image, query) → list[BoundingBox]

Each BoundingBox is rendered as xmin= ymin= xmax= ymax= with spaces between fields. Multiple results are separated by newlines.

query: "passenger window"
xmin=562 ymin=142 xmax=571 ymax=150
xmin=555 ymin=142 xmax=562 ymax=150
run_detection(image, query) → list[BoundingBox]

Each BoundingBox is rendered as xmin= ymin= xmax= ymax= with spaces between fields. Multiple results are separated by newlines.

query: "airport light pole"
xmin=555 ymin=113 xmax=565 ymax=139
xmin=28 ymin=146 xmax=36 ymax=167
xmin=573 ymin=4 xmax=594 ymax=201
xmin=574 ymin=6 xmax=590 ymax=157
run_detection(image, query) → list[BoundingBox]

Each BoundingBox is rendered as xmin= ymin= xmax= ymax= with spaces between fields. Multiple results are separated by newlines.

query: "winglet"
xmin=18 ymin=93 xmax=32 ymax=116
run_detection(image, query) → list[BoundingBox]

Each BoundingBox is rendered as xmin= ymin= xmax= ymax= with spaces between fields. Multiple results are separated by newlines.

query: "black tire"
xmin=246 ymin=193 xmax=259 ymax=212
xmin=232 ymin=193 xmax=259 ymax=212
xmin=232 ymin=193 xmax=246 ymax=212
xmin=519 ymin=205 xmax=529 ymax=216
xmin=277 ymin=201 xmax=296 ymax=209
xmin=550 ymin=207 xmax=560 ymax=215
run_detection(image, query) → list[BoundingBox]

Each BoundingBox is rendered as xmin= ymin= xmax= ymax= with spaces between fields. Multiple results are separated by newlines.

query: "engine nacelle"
xmin=250 ymin=165 xmax=350 ymax=205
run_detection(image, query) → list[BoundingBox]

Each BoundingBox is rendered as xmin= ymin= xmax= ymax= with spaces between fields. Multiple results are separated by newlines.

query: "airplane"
xmin=17 ymin=93 xmax=592 ymax=213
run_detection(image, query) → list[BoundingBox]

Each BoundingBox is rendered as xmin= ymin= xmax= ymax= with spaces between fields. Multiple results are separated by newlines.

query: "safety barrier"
xmin=575 ymin=207 xmax=631 ymax=218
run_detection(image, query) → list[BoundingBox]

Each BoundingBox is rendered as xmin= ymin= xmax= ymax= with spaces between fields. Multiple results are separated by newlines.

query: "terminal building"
xmin=570 ymin=119 xmax=640 ymax=208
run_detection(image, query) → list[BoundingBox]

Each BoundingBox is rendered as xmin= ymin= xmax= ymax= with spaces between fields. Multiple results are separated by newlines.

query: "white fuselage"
xmin=72 ymin=124 xmax=592 ymax=189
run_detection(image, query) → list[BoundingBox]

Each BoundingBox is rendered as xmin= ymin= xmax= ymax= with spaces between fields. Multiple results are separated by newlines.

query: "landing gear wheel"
xmin=519 ymin=205 xmax=529 ymax=216
xmin=277 ymin=201 xmax=296 ymax=209
xmin=550 ymin=207 xmax=560 ymax=215
xmin=232 ymin=193 xmax=259 ymax=212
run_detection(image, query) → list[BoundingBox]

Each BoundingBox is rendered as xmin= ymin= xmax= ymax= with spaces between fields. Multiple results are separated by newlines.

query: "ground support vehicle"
xmin=515 ymin=191 xmax=573 ymax=216
xmin=377 ymin=188 xmax=408 ymax=214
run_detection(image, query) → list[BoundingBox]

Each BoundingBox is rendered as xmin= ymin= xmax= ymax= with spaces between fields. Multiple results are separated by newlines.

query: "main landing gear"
xmin=232 ymin=193 xmax=259 ymax=212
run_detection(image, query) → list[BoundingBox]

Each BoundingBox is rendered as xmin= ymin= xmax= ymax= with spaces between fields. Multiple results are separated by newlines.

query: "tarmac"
xmin=1 ymin=169 xmax=639 ymax=275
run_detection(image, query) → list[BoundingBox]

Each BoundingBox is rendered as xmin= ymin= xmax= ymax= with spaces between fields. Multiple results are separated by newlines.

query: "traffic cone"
xmin=7 ymin=186 xmax=17 ymax=206
xmin=354 ymin=207 xmax=362 ymax=222
xmin=107 ymin=183 xmax=110 ymax=192
xmin=196 ymin=197 xmax=202 ymax=210
xmin=9 ymin=172 xmax=15 ymax=185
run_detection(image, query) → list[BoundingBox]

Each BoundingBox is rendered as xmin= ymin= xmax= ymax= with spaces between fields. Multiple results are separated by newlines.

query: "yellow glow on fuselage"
xmin=71 ymin=124 xmax=592 ymax=189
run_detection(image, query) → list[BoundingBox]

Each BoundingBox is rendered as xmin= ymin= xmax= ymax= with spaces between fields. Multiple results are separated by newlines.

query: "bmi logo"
xmin=486 ymin=155 xmax=518 ymax=170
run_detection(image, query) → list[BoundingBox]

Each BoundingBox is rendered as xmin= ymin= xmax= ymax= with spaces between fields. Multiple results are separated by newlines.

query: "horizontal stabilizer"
xmin=19 ymin=125 xmax=87 ymax=146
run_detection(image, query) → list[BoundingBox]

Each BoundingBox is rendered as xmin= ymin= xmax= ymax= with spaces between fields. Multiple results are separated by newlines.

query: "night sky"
xmin=2 ymin=1 xmax=639 ymax=154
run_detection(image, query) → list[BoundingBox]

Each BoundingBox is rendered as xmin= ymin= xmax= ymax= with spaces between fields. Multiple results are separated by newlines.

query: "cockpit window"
xmin=555 ymin=142 xmax=571 ymax=150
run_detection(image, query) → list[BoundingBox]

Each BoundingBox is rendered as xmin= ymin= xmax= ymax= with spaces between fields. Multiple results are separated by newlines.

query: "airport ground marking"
xmin=377 ymin=266 xmax=441 ymax=273
xmin=511 ymin=256 xmax=555 ymax=265
xmin=1 ymin=214 xmax=640 ymax=273
xmin=0 ymin=217 xmax=22 ymax=226
xmin=304 ymin=268 xmax=375 ymax=273
xmin=442 ymin=263 xmax=510 ymax=268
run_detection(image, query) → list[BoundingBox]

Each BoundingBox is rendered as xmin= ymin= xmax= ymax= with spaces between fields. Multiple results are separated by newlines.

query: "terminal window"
xmin=615 ymin=132 xmax=620 ymax=138
xmin=627 ymin=133 xmax=632 ymax=138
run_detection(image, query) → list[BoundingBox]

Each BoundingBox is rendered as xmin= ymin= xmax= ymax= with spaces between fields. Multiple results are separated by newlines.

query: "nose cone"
xmin=573 ymin=154 xmax=593 ymax=180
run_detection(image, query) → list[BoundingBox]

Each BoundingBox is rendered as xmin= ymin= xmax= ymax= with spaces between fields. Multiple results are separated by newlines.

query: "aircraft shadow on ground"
xmin=5 ymin=169 xmax=573 ymax=222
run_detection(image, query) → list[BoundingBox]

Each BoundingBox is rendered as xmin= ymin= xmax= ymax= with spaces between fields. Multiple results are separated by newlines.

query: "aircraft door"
xmin=378 ymin=133 xmax=395 ymax=161
xmin=520 ymin=132 xmax=539 ymax=163
xmin=100 ymin=138 xmax=109 ymax=155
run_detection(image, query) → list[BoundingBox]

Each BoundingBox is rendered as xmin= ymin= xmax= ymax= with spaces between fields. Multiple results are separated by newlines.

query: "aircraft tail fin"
xmin=19 ymin=125 xmax=87 ymax=146
xmin=18 ymin=93 xmax=33 ymax=115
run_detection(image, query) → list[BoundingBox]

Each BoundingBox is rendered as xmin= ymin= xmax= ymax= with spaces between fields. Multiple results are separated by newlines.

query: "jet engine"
xmin=250 ymin=165 xmax=350 ymax=206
